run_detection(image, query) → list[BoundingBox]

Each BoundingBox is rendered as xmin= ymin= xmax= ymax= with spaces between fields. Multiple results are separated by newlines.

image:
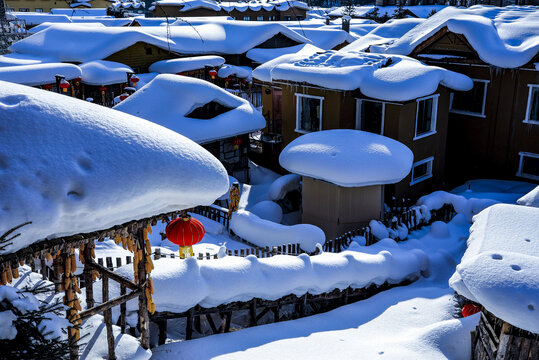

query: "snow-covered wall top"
xmin=254 ymin=50 xmax=472 ymax=101
xmin=385 ymin=5 xmax=539 ymax=69
xmin=246 ymin=43 xmax=321 ymax=64
xmin=155 ymin=0 xmax=309 ymax=12
xmin=149 ymin=56 xmax=225 ymax=74
xmin=279 ymin=129 xmax=413 ymax=187
xmin=9 ymin=22 xmax=310 ymax=62
xmin=449 ymin=204 xmax=539 ymax=333
xmin=113 ymin=74 xmax=266 ymax=144
xmin=517 ymin=186 xmax=539 ymax=208
xmin=0 ymin=63 xmax=82 ymax=86
xmin=327 ymin=5 xmax=446 ymax=19
xmin=80 ymin=60 xmax=133 ymax=86
xmin=286 ymin=27 xmax=357 ymax=50
xmin=0 ymin=81 xmax=229 ymax=255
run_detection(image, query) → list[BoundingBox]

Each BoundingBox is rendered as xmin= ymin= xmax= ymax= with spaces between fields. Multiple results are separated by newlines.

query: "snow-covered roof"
xmin=327 ymin=5 xmax=446 ymax=19
xmin=113 ymin=74 xmax=266 ymax=144
xmin=0 ymin=53 xmax=54 ymax=68
xmin=286 ymin=27 xmax=357 ymax=50
xmin=217 ymin=64 xmax=251 ymax=79
xmin=155 ymin=0 xmax=310 ymax=12
xmin=70 ymin=17 xmax=135 ymax=27
xmin=449 ymin=204 xmax=539 ymax=333
xmin=279 ymin=129 xmax=413 ymax=187
xmin=149 ymin=56 xmax=225 ymax=74
xmin=28 ymin=21 xmax=107 ymax=35
xmin=80 ymin=60 xmax=133 ymax=85
xmin=0 ymin=63 xmax=82 ymax=86
xmin=247 ymin=43 xmax=321 ymax=64
xmin=385 ymin=5 xmax=539 ymax=69
xmin=0 ymin=81 xmax=229 ymax=255
xmin=9 ymin=22 xmax=310 ymax=62
xmin=253 ymin=50 xmax=473 ymax=102
xmin=342 ymin=18 xmax=425 ymax=53
xmin=12 ymin=12 xmax=72 ymax=26
xmin=517 ymin=186 xmax=539 ymax=208
xmin=50 ymin=8 xmax=109 ymax=16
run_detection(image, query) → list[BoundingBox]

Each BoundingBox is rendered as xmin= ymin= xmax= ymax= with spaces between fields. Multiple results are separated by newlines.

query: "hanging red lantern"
xmin=74 ymin=77 xmax=82 ymax=86
xmin=462 ymin=303 xmax=481 ymax=317
xmin=208 ymin=69 xmax=217 ymax=79
xmin=119 ymin=93 xmax=129 ymax=101
xmin=232 ymin=137 xmax=243 ymax=150
xmin=42 ymin=84 xmax=53 ymax=91
xmin=130 ymin=75 xmax=140 ymax=87
xmin=59 ymin=79 xmax=70 ymax=93
xmin=165 ymin=215 xmax=205 ymax=258
xmin=98 ymin=86 xmax=107 ymax=94
xmin=225 ymin=77 xmax=231 ymax=82
xmin=177 ymin=72 xmax=185 ymax=76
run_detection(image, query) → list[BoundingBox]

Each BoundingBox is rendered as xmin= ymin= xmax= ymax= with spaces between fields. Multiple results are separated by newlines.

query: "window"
xmin=256 ymin=16 xmax=264 ymax=21
xmin=145 ymin=47 xmax=153 ymax=55
xmin=296 ymin=15 xmax=303 ymax=20
xmin=517 ymin=152 xmax=539 ymax=180
xmin=295 ymin=94 xmax=323 ymax=133
xmin=284 ymin=15 xmax=292 ymax=21
xmin=524 ymin=85 xmax=539 ymax=124
xmin=186 ymin=101 xmax=234 ymax=119
xmin=18 ymin=8 xmax=29 ymax=11
xmin=411 ymin=157 xmax=434 ymax=185
xmin=243 ymin=16 xmax=251 ymax=21
xmin=268 ymin=15 xmax=276 ymax=21
xmin=414 ymin=95 xmax=438 ymax=140
xmin=450 ymin=79 xmax=488 ymax=117
xmin=35 ymin=8 xmax=44 ymax=12
xmin=356 ymin=99 xmax=385 ymax=135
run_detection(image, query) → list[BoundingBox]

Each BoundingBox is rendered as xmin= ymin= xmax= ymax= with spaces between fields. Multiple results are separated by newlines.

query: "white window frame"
xmin=524 ymin=84 xmax=539 ymax=125
xmin=256 ymin=16 xmax=264 ymax=21
xmin=295 ymin=93 xmax=324 ymax=134
xmin=517 ymin=151 xmax=539 ymax=181
xmin=355 ymin=99 xmax=385 ymax=135
xmin=410 ymin=156 xmax=434 ymax=185
xmin=243 ymin=16 xmax=251 ymax=21
xmin=449 ymin=79 xmax=489 ymax=118
xmin=413 ymin=94 xmax=439 ymax=141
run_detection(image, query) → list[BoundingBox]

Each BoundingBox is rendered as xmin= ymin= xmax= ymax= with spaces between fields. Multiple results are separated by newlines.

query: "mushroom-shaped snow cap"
xmin=0 ymin=81 xmax=229 ymax=254
xmin=279 ymin=129 xmax=413 ymax=187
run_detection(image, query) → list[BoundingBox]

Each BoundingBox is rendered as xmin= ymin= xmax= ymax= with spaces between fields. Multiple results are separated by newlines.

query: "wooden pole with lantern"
xmin=165 ymin=215 xmax=205 ymax=259
xmin=228 ymin=182 xmax=241 ymax=219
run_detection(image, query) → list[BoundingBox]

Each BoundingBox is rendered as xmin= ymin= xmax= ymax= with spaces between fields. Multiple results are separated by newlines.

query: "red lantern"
xmin=208 ymin=69 xmax=217 ymax=79
xmin=130 ymin=75 xmax=140 ymax=87
xmin=42 ymin=84 xmax=53 ymax=91
xmin=225 ymin=77 xmax=231 ymax=82
xmin=165 ymin=215 xmax=205 ymax=258
xmin=177 ymin=72 xmax=185 ymax=76
xmin=74 ymin=77 xmax=82 ymax=86
xmin=462 ymin=303 xmax=481 ymax=317
xmin=98 ymin=86 xmax=107 ymax=94
xmin=119 ymin=93 xmax=129 ymax=101
xmin=232 ymin=137 xmax=243 ymax=150
xmin=59 ymin=79 xmax=70 ymax=93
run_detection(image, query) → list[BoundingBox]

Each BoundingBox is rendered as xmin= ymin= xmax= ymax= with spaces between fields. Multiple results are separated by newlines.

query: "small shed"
xmin=79 ymin=60 xmax=134 ymax=105
xmin=279 ymin=129 xmax=413 ymax=238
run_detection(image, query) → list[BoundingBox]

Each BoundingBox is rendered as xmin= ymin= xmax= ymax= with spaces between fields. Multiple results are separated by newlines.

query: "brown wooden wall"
xmin=152 ymin=6 xmax=306 ymax=21
xmin=104 ymin=42 xmax=178 ymax=73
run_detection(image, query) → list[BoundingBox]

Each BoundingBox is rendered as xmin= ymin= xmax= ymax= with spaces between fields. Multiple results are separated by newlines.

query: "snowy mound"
xmin=386 ymin=5 xmax=539 ymax=68
xmin=148 ymin=56 xmax=225 ymax=74
xmin=79 ymin=60 xmax=133 ymax=86
xmin=0 ymin=81 xmax=229 ymax=254
xmin=0 ymin=63 xmax=81 ymax=86
xmin=517 ymin=186 xmax=539 ymax=208
xmin=262 ymin=50 xmax=472 ymax=101
xmin=279 ymin=130 xmax=413 ymax=187
xmin=449 ymin=204 xmax=539 ymax=333
xmin=114 ymin=74 xmax=266 ymax=144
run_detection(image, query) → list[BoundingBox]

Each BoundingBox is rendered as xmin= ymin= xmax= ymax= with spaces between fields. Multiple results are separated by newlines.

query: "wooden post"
xmin=157 ymin=319 xmax=167 ymax=345
xmin=154 ymin=248 xmax=161 ymax=260
xmin=40 ymin=256 xmax=47 ymax=280
xmin=106 ymin=257 xmax=113 ymax=270
xmin=249 ymin=299 xmax=257 ymax=327
xmin=116 ymin=257 xmax=122 ymax=268
xmin=102 ymin=275 xmax=116 ymax=360
xmin=119 ymin=284 xmax=126 ymax=334
xmin=63 ymin=249 xmax=80 ymax=360
xmin=186 ymin=308 xmax=194 ymax=340
xmin=136 ymin=229 xmax=150 ymax=350
xmin=83 ymin=242 xmax=95 ymax=309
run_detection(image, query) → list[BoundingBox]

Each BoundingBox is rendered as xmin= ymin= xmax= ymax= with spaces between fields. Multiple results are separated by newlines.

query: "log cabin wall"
xmin=151 ymin=5 xmax=306 ymax=20
xmin=104 ymin=42 xmax=179 ymax=73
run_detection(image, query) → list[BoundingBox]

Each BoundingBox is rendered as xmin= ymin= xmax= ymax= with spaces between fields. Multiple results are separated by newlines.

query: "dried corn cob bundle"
xmin=12 ymin=266 xmax=19 ymax=279
xmin=1 ymin=269 xmax=7 ymax=285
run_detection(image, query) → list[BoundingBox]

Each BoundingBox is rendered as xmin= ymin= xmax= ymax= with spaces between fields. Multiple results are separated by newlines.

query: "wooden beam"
xmin=119 ymin=284 xmax=126 ymax=334
xmin=87 ymin=261 xmax=138 ymax=290
xmin=83 ymin=243 xmax=95 ymax=309
xmin=157 ymin=319 xmax=167 ymax=346
xmin=102 ymin=275 xmax=116 ymax=360
xmin=79 ymin=288 xmax=142 ymax=320
xmin=136 ymin=229 xmax=150 ymax=349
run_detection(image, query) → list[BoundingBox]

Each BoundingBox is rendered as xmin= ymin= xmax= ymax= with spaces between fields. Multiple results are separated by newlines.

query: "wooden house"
xmin=252 ymin=50 xmax=473 ymax=201
xmin=382 ymin=6 xmax=539 ymax=187
xmin=151 ymin=0 xmax=309 ymax=21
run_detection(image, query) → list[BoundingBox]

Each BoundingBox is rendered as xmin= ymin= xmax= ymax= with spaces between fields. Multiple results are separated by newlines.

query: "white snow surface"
xmin=0 ymin=63 xmax=82 ymax=86
xmin=0 ymin=81 xmax=229 ymax=254
xmin=248 ymin=200 xmax=283 ymax=223
xmin=148 ymin=55 xmax=225 ymax=74
xmin=517 ymin=186 xmax=539 ymax=208
xmin=450 ymin=204 xmax=539 ymax=333
xmin=260 ymin=50 xmax=473 ymax=101
xmin=80 ymin=60 xmax=133 ymax=85
xmin=230 ymin=209 xmax=324 ymax=252
xmin=113 ymin=74 xmax=266 ymax=144
xmin=218 ymin=64 xmax=252 ymax=79
xmin=385 ymin=5 xmax=539 ymax=69
xmin=157 ymin=0 xmax=310 ymax=12
xmin=286 ymin=27 xmax=357 ymax=49
xmin=267 ymin=174 xmax=301 ymax=201
xmin=279 ymin=129 xmax=413 ymax=187
xmin=9 ymin=22 xmax=309 ymax=62
xmin=246 ymin=43 xmax=322 ymax=65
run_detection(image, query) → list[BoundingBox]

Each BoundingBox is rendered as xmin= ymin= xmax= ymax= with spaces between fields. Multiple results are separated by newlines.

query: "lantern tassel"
xmin=179 ymin=246 xmax=194 ymax=259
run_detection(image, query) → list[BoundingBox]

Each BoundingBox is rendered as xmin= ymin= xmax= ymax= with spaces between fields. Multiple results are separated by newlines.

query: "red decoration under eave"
xmin=165 ymin=215 xmax=205 ymax=247
xmin=130 ymin=75 xmax=140 ymax=84
xmin=98 ymin=86 xmax=107 ymax=92
xmin=232 ymin=137 xmax=243 ymax=146
xmin=42 ymin=84 xmax=53 ymax=90
xmin=208 ymin=69 xmax=217 ymax=77
xmin=462 ymin=303 xmax=481 ymax=317
xmin=59 ymin=79 xmax=70 ymax=89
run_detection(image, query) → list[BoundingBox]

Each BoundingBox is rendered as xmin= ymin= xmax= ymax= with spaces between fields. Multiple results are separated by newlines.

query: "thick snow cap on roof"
xmin=80 ymin=60 xmax=133 ymax=86
xmin=286 ymin=27 xmax=357 ymax=50
xmin=279 ymin=129 xmax=413 ymax=187
xmin=113 ymin=74 xmax=266 ymax=144
xmin=9 ymin=22 xmax=309 ymax=62
xmin=0 ymin=81 xmax=229 ymax=255
xmin=246 ymin=43 xmax=321 ymax=64
xmin=0 ymin=63 xmax=82 ymax=86
xmin=449 ymin=204 xmax=539 ymax=333
xmin=156 ymin=0 xmax=309 ymax=11
xmin=386 ymin=5 xmax=539 ymax=68
xmin=256 ymin=50 xmax=472 ymax=101
xmin=149 ymin=56 xmax=225 ymax=74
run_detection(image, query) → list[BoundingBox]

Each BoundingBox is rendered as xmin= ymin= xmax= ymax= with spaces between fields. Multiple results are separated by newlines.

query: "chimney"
xmin=342 ymin=15 xmax=351 ymax=33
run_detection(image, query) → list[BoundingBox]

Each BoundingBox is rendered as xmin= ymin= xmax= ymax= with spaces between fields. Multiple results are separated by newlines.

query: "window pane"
xmin=529 ymin=87 xmax=539 ymax=122
xmin=451 ymin=81 xmax=485 ymax=114
xmin=299 ymin=97 xmax=321 ymax=132
xmin=522 ymin=155 xmax=539 ymax=177
xmin=416 ymin=98 xmax=433 ymax=136
xmin=360 ymin=101 xmax=383 ymax=134
xmin=412 ymin=162 xmax=428 ymax=180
